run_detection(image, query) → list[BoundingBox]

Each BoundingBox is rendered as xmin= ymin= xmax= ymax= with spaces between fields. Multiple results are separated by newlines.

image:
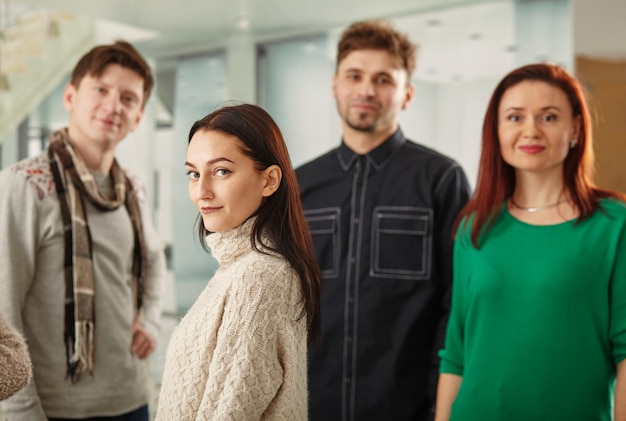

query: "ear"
xmin=63 ymin=83 xmax=77 ymax=113
xmin=572 ymin=115 xmax=582 ymax=139
xmin=401 ymin=83 xmax=415 ymax=111
xmin=261 ymin=165 xmax=282 ymax=198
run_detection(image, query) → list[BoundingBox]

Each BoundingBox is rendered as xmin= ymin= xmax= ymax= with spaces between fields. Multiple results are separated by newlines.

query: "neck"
xmin=512 ymin=170 xmax=566 ymax=209
xmin=342 ymin=124 xmax=396 ymax=155
xmin=67 ymin=131 xmax=116 ymax=174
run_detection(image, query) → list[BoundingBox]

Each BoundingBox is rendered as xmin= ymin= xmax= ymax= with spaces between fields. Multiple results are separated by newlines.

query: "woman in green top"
xmin=435 ymin=63 xmax=626 ymax=421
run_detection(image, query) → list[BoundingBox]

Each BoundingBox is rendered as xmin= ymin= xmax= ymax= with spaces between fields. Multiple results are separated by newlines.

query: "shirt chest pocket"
xmin=370 ymin=206 xmax=433 ymax=281
xmin=304 ymin=207 xmax=341 ymax=279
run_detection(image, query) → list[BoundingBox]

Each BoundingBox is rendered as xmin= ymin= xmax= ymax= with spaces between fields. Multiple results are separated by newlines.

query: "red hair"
xmin=457 ymin=63 xmax=626 ymax=248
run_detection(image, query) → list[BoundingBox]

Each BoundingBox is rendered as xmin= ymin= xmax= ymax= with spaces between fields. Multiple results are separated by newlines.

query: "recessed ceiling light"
xmin=236 ymin=15 xmax=250 ymax=30
xmin=469 ymin=32 xmax=482 ymax=41
xmin=426 ymin=19 xmax=442 ymax=27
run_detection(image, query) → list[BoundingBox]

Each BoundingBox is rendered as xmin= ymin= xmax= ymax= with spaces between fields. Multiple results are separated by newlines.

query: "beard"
xmin=341 ymin=105 xmax=380 ymax=132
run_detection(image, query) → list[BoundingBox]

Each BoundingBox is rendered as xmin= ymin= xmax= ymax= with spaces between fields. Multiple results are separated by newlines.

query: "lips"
xmin=200 ymin=206 xmax=221 ymax=214
xmin=350 ymin=101 xmax=378 ymax=112
xmin=518 ymin=145 xmax=545 ymax=154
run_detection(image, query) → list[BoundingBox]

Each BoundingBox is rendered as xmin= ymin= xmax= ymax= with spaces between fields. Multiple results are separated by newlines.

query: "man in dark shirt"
xmin=296 ymin=20 xmax=471 ymax=421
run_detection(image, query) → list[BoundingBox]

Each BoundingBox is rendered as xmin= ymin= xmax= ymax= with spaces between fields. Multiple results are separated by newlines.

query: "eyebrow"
xmin=184 ymin=157 xmax=234 ymax=167
xmin=503 ymin=105 xmax=562 ymax=113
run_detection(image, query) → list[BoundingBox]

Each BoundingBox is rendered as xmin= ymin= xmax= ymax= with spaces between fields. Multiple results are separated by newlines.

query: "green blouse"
xmin=440 ymin=199 xmax=626 ymax=421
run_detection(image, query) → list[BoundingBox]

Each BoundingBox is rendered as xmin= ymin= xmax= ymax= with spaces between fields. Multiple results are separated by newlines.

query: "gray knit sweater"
xmin=156 ymin=218 xmax=308 ymax=420
xmin=0 ymin=313 xmax=31 ymax=400
xmin=0 ymin=151 xmax=165 ymax=420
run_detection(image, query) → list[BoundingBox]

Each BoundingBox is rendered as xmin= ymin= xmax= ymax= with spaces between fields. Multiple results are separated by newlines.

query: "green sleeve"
xmin=439 ymin=224 xmax=471 ymax=375
xmin=610 ymin=218 xmax=626 ymax=365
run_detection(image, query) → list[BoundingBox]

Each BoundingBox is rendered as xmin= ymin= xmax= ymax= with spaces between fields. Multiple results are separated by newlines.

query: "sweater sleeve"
xmin=133 ymin=177 xmax=166 ymax=341
xmin=610 ymin=215 xmax=626 ymax=365
xmin=0 ymin=313 xmax=32 ymax=400
xmin=439 ymin=222 xmax=471 ymax=376
xmin=195 ymin=260 xmax=295 ymax=420
xmin=0 ymin=169 xmax=48 ymax=420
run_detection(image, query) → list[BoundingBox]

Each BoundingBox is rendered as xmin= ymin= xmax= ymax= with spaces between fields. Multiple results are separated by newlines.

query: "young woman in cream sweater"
xmin=156 ymin=104 xmax=321 ymax=421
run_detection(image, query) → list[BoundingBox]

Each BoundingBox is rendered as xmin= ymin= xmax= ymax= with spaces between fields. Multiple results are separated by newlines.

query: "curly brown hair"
xmin=336 ymin=19 xmax=417 ymax=80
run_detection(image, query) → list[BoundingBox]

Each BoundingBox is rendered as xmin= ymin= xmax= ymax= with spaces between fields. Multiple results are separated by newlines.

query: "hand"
xmin=131 ymin=319 xmax=156 ymax=359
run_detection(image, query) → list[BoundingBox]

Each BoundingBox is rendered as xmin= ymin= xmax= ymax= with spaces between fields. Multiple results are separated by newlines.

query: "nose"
xmin=357 ymin=80 xmax=375 ymax=97
xmin=189 ymin=175 xmax=214 ymax=202
xmin=102 ymin=92 xmax=123 ymax=113
xmin=522 ymin=118 xmax=540 ymax=139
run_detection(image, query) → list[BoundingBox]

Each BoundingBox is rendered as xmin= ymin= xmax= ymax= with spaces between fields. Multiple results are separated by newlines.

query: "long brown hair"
xmin=188 ymin=103 xmax=321 ymax=341
xmin=458 ymin=63 xmax=626 ymax=248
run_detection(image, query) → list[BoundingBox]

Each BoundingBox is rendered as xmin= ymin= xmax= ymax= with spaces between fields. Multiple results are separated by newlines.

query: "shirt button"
xmin=346 ymin=337 xmax=352 ymax=344
xmin=344 ymin=377 xmax=351 ymax=383
xmin=354 ymin=218 xmax=359 ymax=224
xmin=350 ymin=257 xmax=356 ymax=264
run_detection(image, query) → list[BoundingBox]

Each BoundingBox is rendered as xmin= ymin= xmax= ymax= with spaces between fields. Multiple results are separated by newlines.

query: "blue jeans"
xmin=48 ymin=404 xmax=148 ymax=421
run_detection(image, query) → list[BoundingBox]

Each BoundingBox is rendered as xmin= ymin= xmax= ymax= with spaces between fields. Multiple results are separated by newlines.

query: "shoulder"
xmin=0 ymin=152 xmax=55 ymax=201
xmin=599 ymin=197 xmax=626 ymax=214
xmin=296 ymin=147 xmax=340 ymax=175
xmin=402 ymin=139 xmax=460 ymax=167
xmin=596 ymin=198 xmax=626 ymax=225
xmin=237 ymin=251 xmax=299 ymax=302
xmin=122 ymin=168 xmax=147 ymax=203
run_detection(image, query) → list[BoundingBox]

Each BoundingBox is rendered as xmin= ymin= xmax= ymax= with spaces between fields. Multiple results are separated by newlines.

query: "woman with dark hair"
xmin=435 ymin=63 xmax=626 ymax=421
xmin=156 ymin=103 xmax=321 ymax=420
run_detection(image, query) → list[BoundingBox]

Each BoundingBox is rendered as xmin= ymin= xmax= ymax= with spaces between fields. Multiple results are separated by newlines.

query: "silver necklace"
xmin=509 ymin=198 xmax=565 ymax=213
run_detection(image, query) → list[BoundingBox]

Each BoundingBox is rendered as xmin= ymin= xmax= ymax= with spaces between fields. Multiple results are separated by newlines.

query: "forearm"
xmin=434 ymin=373 xmax=462 ymax=421
xmin=616 ymin=359 xmax=626 ymax=421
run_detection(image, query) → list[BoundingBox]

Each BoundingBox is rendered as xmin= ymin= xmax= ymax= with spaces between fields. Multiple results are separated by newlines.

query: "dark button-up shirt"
xmin=296 ymin=129 xmax=470 ymax=421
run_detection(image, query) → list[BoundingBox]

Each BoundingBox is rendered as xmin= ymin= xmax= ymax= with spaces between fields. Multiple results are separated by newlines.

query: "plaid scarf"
xmin=47 ymin=128 xmax=146 ymax=383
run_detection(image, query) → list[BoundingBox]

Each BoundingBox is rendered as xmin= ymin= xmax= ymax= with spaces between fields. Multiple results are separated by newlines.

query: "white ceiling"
xmin=11 ymin=0 xmax=508 ymax=58
xmin=8 ymin=0 xmax=626 ymax=84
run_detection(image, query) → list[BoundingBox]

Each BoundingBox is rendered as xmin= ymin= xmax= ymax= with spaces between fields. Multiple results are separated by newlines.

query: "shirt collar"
xmin=337 ymin=128 xmax=406 ymax=171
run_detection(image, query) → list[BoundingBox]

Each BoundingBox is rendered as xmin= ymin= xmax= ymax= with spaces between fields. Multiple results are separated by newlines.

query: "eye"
xmin=122 ymin=95 xmax=137 ymax=105
xmin=185 ymin=170 xmax=199 ymax=181
xmin=346 ymin=73 xmax=360 ymax=81
xmin=375 ymin=76 xmax=391 ymax=84
xmin=542 ymin=113 xmax=557 ymax=122
xmin=215 ymin=168 xmax=231 ymax=177
xmin=506 ymin=114 xmax=521 ymax=122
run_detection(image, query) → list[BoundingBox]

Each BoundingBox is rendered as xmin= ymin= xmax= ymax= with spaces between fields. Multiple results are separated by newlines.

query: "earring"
xmin=570 ymin=139 xmax=578 ymax=149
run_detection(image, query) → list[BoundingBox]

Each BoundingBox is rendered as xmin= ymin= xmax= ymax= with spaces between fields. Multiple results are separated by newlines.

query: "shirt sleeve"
xmin=0 ymin=169 xmax=48 ymax=421
xmin=195 ymin=261 xmax=295 ymax=419
xmin=135 ymin=182 xmax=166 ymax=341
xmin=610 ymin=215 xmax=626 ymax=365
xmin=439 ymin=222 xmax=472 ymax=376
xmin=430 ymin=165 xmax=471 ymax=384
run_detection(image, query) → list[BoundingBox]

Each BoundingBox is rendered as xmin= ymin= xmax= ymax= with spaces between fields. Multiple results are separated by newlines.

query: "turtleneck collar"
xmin=205 ymin=217 xmax=256 ymax=266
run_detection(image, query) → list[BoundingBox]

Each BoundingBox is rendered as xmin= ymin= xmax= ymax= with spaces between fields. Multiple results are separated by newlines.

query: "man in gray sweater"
xmin=0 ymin=41 xmax=165 ymax=420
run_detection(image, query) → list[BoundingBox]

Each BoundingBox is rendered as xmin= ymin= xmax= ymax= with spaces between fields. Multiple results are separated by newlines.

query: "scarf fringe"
xmin=67 ymin=321 xmax=94 ymax=383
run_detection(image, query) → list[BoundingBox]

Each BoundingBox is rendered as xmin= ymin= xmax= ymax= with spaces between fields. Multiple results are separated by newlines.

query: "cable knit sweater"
xmin=0 ymin=313 xmax=32 ymax=400
xmin=156 ymin=218 xmax=308 ymax=420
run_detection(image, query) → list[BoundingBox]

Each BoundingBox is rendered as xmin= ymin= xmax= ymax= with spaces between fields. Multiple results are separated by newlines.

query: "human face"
xmin=186 ymin=130 xmax=280 ymax=233
xmin=498 ymin=80 xmax=579 ymax=176
xmin=63 ymin=64 xmax=145 ymax=150
xmin=333 ymin=49 xmax=414 ymax=136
